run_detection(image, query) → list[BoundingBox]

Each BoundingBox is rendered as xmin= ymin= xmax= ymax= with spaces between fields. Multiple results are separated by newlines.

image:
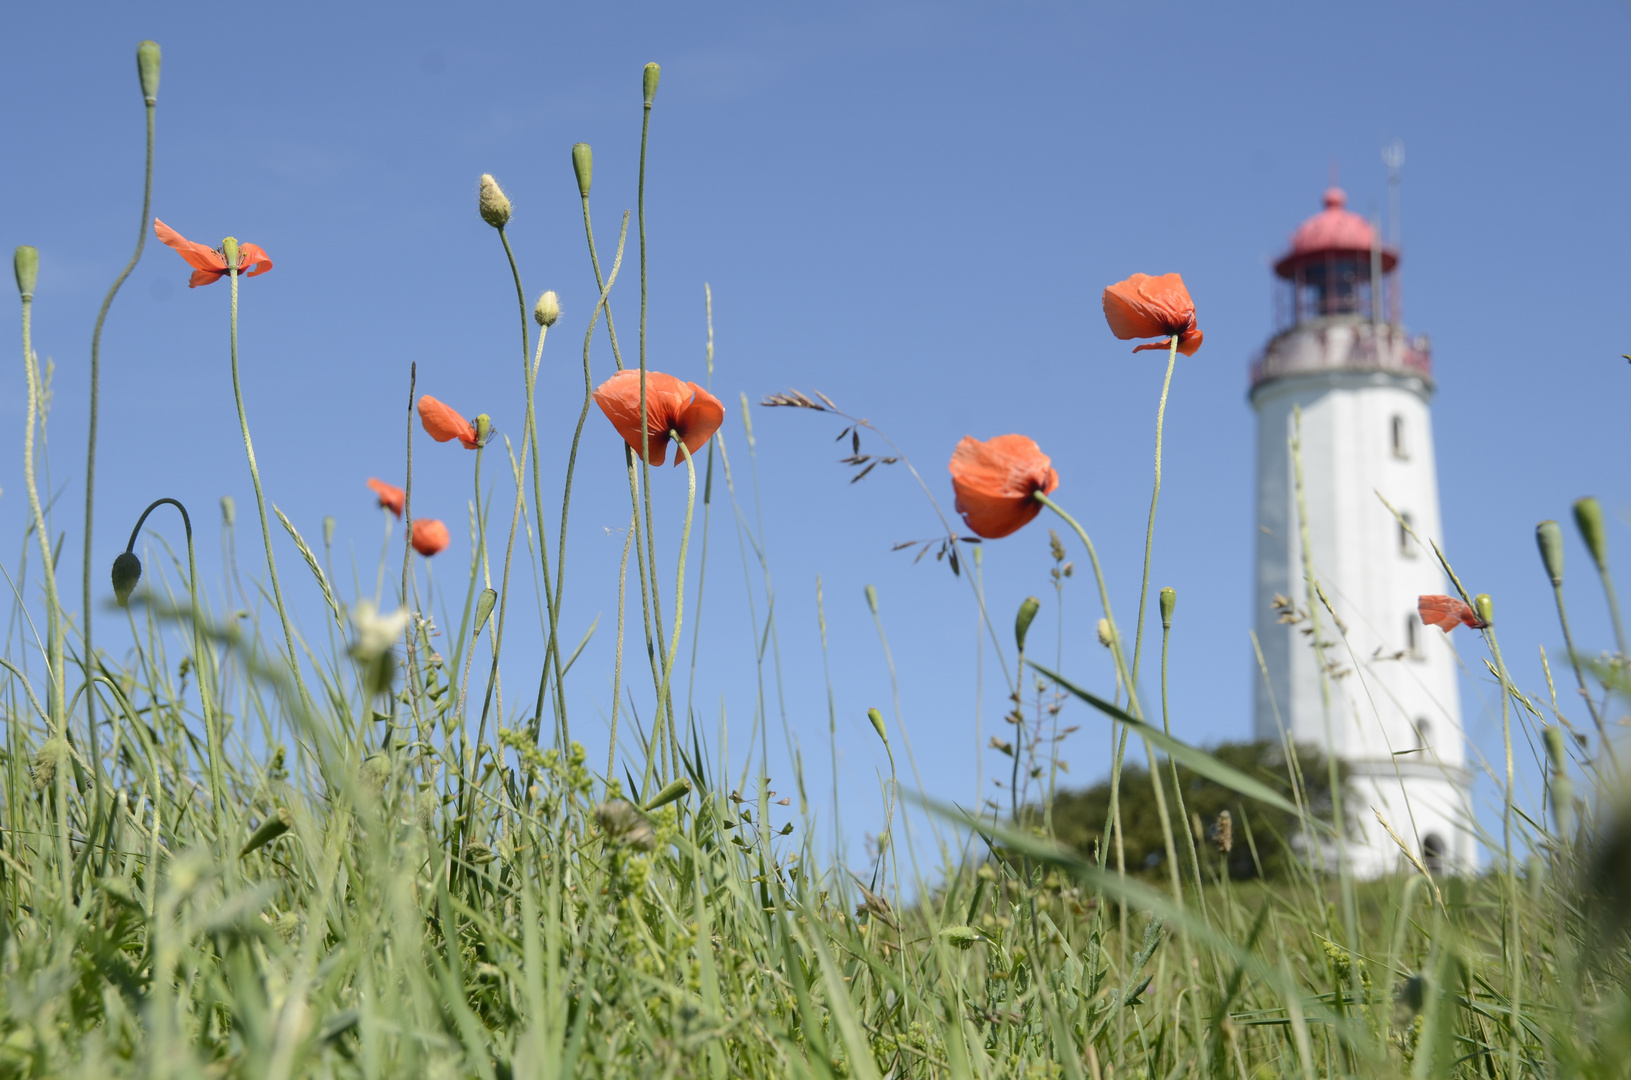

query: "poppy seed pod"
xmin=14 ymin=246 xmax=38 ymax=300
xmin=473 ymin=414 xmax=493 ymax=447
xmin=1160 ymin=586 xmax=1177 ymax=629
xmin=1573 ymin=497 xmax=1608 ymax=573
xmin=1014 ymin=596 xmax=1040 ymax=653
xmin=534 ymin=290 xmax=560 ymax=327
xmin=867 ymin=707 xmax=888 ymax=747
xmin=478 ymin=174 xmax=512 ymax=228
xmin=220 ymin=236 xmax=241 ymax=271
xmin=112 ymin=551 xmax=142 ymax=605
xmin=643 ymin=62 xmax=660 ymax=106
xmin=1473 ymin=593 xmax=1494 ymax=628
xmin=1536 ymin=520 xmax=1565 ymax=587
xmin=572 ymin=143 xmax=592 ymax=197
xmin=136 ymin=40 xmax=161 ymax=105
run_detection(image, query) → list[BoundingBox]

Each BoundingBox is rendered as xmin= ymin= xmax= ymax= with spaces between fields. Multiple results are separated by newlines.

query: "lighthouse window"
xmin=1391 ymin=415 xmax=1408 ymax=459
xmin=1422 ymin=833 xmax=1445 ymax=876
xmin=1415 ymin=718 xmax=1432 ymax=750
xmin=1399 ymin=512 xmax=1416 ymax=558
xmin=1406 ymin=615 xmax=1423 ymax=660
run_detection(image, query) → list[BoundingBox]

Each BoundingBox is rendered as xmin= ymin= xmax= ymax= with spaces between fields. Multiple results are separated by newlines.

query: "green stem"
xmin=651 ymin=435 xmax=698 ymax=781
xmin=84 ymin=100 xmax=155 ymax=807
xmin=227 ymin=266 xmax=300 ymax=680
xmin=1481 ymin=619 xmax=1522 ymax=1080
xmin=399 ymin=362 xmax=427 ymax=753
xmin=608 ymin=507 xmax=636 ymax=782
xmin=1549 ymin=580 xmax=1618 ymax=773
xmin=1131 ymin=335 xmax=1178 ymax=691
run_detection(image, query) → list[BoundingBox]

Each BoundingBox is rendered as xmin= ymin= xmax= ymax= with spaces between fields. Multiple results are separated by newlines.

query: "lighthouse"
xmin=1249 ymin=186 xmax=1473 ymax=877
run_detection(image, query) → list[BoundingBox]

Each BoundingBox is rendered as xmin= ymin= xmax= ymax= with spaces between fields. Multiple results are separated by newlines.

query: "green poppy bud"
xmin=1160 ymin=586 xmax=1176 ymax=629
xmin=14 ymin=246 xmax=38 ymax=300
xmin=1573 ymin=497 xmax=1608 ymax=573
xmin=571 ymin=142 xmax=592 ymax=197
xmin=864 ymin=583 xmax=878 ymax=616
xmin=643 ymin=776 xmax=691 ymax=812
xmin=112 ymin=551 xmax=142 ymax=605
xmin=1536 ymin=520 xmax=1565 ymax=587
xmin=220 ymin=495 xmax=235 ymax=526
xmin=136 ymin=40 xmax=161 ymax=105
xmin=322 ymin=515 xmax=336 ymax=547
xmin=1544 ymin=726 xmax=1573 ymax=837
xmin=1014 ymin=596 xmax=1040 ymax=653
xmin=240 ymin=806 xmax=293 ymax=857
xmin=533 ymin=290 xmax=560 ymax=327
xmin=220 ymin=237 xmax=240 ymax=271
xmin=1473 ymin=593 xmax=1494 ymax=628
xmin=867 ymin=707 xmax=888 ymax=746
xmin=478 ymin=174 xmax=512 ymax=228
xmin=643 ymin=62 xmax=660 ymax=107
xmin=474 ymin=587 xmax=497 ymax=634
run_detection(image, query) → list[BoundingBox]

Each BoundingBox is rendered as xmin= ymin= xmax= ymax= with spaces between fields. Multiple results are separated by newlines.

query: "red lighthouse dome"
xmin=1274 ymin=187 xmax=1397 ymax=278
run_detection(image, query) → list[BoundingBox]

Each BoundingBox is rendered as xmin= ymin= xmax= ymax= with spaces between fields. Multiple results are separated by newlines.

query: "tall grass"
xmin=1 ymin=44 xmax=1628 ymax=1080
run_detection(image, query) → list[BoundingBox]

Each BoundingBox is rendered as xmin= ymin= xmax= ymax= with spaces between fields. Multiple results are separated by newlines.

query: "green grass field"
xmin=2 ymin=44 xmax=1628 ymax=1079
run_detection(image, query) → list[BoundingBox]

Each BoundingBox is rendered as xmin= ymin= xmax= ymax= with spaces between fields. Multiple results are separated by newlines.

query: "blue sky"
xmin=5 ymin=1 xmax=1628 ymax=867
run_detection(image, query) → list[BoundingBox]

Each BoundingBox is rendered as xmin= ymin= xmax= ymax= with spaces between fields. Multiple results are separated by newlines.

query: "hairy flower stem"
xmin=609 ymin=507 xmax=636 ymax=782
xmin=1548 ymin=580 xmax=1618 ymax=773
xmin=21 ymin=292 xmax=70 ymax=895
xmin=399 ymin=363 xmax=428 ymax=754
xmin=1131 ymin=335 xmax=1178 ymax=691
xmin=497 ymin=227 xmax=568 ymax=746
xmin=650 ymin=436 xmax=697 ymax=781
xmin=228 ymin=266 xmax=301 ymax=687
xmin=83 ymin=97 xmax=155 ymax=797
xmin=1480 ymin=618 xmax=1524 ymax=1079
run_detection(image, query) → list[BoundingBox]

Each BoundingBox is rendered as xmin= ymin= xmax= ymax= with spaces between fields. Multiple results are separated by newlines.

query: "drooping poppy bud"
xmin=643 ymin=62 xmax=661 ymax=107
xmin=137 ymin=40 xmax=161 ymax=105
xmin=1536 ymin=520 xmax=1564 ymax=587
xmin=411 ymin=519 xmax=450 ymax=556
xmin=1473 ymin=593 xmax=1495 ymax=628
xmin=14 ymin=246 xmax=38 ymax=300
xmin=1015 ymin=596 xmax=1040 ymax=653
xmin=534 ymin=290 xmax=560 ymax=327
xmin=479 ymin=174 xmax=512 ymax=229
xmin=572 ymin=143 xmax=593 ymax=197
xmin=112 ymin=551 xmax=143 ymax=605
xmin=1160 ymin=586 xmax=1177 ymax=629
xmin=644 ymin=776 xmax=691 ymax=812
xmin=1573 ymin=497 xmax=1608 ymax=574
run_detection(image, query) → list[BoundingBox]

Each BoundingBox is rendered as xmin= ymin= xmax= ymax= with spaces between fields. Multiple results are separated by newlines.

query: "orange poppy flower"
xmin=948 ymin=435 xmax=1059 ymax=539
xmin=367 ymin=478 xmax=405 ymax=518
xmin=592 ymin=369 xmax=725 ymax=466
xmin=417 ymin=395 xmax=481 ymax=449
xmin=1102 ymin=273 xmax=1203 ymax=356
xmin=153 ymin=218 xmax=273 ymax=288
xmin=411 ymin=519 xmax=450 ymax=556
xmin=1418 ymin=594 xmax=1487 ymax=633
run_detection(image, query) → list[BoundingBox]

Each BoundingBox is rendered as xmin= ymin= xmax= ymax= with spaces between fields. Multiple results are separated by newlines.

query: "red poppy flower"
xmin=153 ymin=219 xmax=273 ymax=288
xmin=367 ymin=478 xmax=405 ymax=518
xmin=1102 ymin=273 xmax=1203 ymax=356
xmin=417 ymin=395 xmax=481 ymax=449
xmin=948 ymin=435 xmax=1060 ymax=539
xmin=412 ymin=519 xmax=450 ymax=557
xmin=592 ymin=369 xmax=725 ymax=466
xmin=1418 ymin=594 xmax=1487 ymax=633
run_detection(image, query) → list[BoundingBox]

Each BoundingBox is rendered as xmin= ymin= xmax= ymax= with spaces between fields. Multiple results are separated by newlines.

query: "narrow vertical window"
xmin=1415 ymin=718 xmax=1432 ymax=750
xmin=1406 ymin=615 xmax=1422 ymax=660
xmin=1422 ymin=833 xmax=1445 ymax=876
xmin=1399 ymin=511 xmax=1416 ymax=557
xmin=1391 ymin=414 xmax=1408 ymax=459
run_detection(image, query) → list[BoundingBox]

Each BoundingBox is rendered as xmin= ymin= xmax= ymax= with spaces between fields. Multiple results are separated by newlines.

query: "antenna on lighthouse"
xmin=1382 ymin=140 xmax=1405 ymax=249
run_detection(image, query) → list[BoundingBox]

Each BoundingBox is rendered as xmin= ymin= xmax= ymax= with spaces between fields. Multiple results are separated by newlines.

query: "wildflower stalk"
xmin=650 ymin=435 xmax=698 ymax=781
xmin=1475 ymin=597 xmax=1523 ymax=1080
xmin=227 ymin=255 xmax=301 ymax=682
xmin=399 ymin=362 xmax=427 ymax=751
xmin=1130 ymin=334 xmax=1178 ymax=690
xmin=609 ymin=506 xmax=635 ymax=780
xmin=84 ymin=51 xmax=157 ymax=784
xmin=18 ymin=260 xmax=71 ymax=895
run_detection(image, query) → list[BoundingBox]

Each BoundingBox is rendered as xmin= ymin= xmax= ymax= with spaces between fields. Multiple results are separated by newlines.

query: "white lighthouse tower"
xmin=1250 ymin=186 xmax=1473 ymax=877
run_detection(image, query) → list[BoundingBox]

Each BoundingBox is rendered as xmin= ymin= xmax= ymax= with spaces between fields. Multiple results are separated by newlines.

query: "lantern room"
xmin=1273 ymin=187 xmax=1398 ymax=329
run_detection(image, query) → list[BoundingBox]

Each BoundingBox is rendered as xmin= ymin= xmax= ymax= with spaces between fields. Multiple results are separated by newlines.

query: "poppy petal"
xmin=238 ymin=242 xmax=274 ymax=277
xmin=1103 ymin=272 xmax=1202 ymax=356
xmin=411 ymin=518 xmax=451 ymax=556
xmin=154 ymin=218 xmax=227 ymax=273
xmin=672 ymin=382 xmax=725 ymax=464
xmin=187 ymin=267 xmax=224 ymax=288
xmin=593 ymin=369 xmax=695 ymax=466
xmin=367 ymin=478 xmax=405 ymax=518
xmin=949 ymin=434 xmax=1059 ymax=539
xmin=418 ymin=395 xmax=475 ymax=445
xmin=1102 ymin=274 xmax=1168 ymax=341
xmin=1418 ymin=594 xmax=1486 ymax=633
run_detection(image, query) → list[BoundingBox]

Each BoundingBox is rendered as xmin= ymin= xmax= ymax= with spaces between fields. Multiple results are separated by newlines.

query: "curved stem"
xmin=652 ymin=436 xmax=697 ymax=781
xmin=84 ymin=100 xmax=155 ymax=804
xmin=1131 ymin=335 xmax=1179 ymax=691
xmin=1550 ymin=581 xmax=1618 ymax=773
xmin=227 ymin=266 xmax=300 ymax=680
xmin=608 ymin=507 xmax=636 ymax=782
xmin=399 ymin=363 xmax=427 ymax=754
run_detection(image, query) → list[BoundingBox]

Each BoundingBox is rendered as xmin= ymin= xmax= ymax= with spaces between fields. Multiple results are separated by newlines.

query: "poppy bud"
xmin=1014 ymin=596 xmax=1040 ymax=653
xmin=220 ymin=237 xmax=240 ymax=271
xmin=1473 ymin=593 xmax=1494 ymax=628
xmin=478 ymin=174 xmax=512 ymax=229
xmin=1544 ymin=726 xmax=1573 ymax=838
xmin=572 ymin=143 xmax=592 ymax=197
xmin=474 ymin=588 xmax=497 ymax=634
xmin=940 ymin=925 xmax=980 ymax=950
xmin=136 ymin=40 xmax=161 ymax=105
xmin=1573 ymin=497 xmax=1609 ymax=574
xmin=1536 ymin=520 xmax=1564 ymax=587
xmin=642 ymin=62 xmax=660 ymax=107
xmin=112 ymin=551 xmax=142 ymax=605
xmin=240 ymin=806 xmax=293 ymax=857
xmin=323 ymin=515 xmax=335 ymax=547
xmin=1096 ymin=619 xmax=1114 ymax=649
xmin=865 ymin=583 xmax=879 ymax=616
xmin=220 ymin=495 xmax=235 ymax=526
xmin=14 ymin=246 xmax=38 ymax=300
xmin=643 ymin=776 xmax=690 ymax=812
xmin=534 ymin=290 xmax=560 ymax=327
xmin=1159 ymin=586 xmax=1176 ymax=630
xmin=867 ymin=707 xmax=888 ymax=747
